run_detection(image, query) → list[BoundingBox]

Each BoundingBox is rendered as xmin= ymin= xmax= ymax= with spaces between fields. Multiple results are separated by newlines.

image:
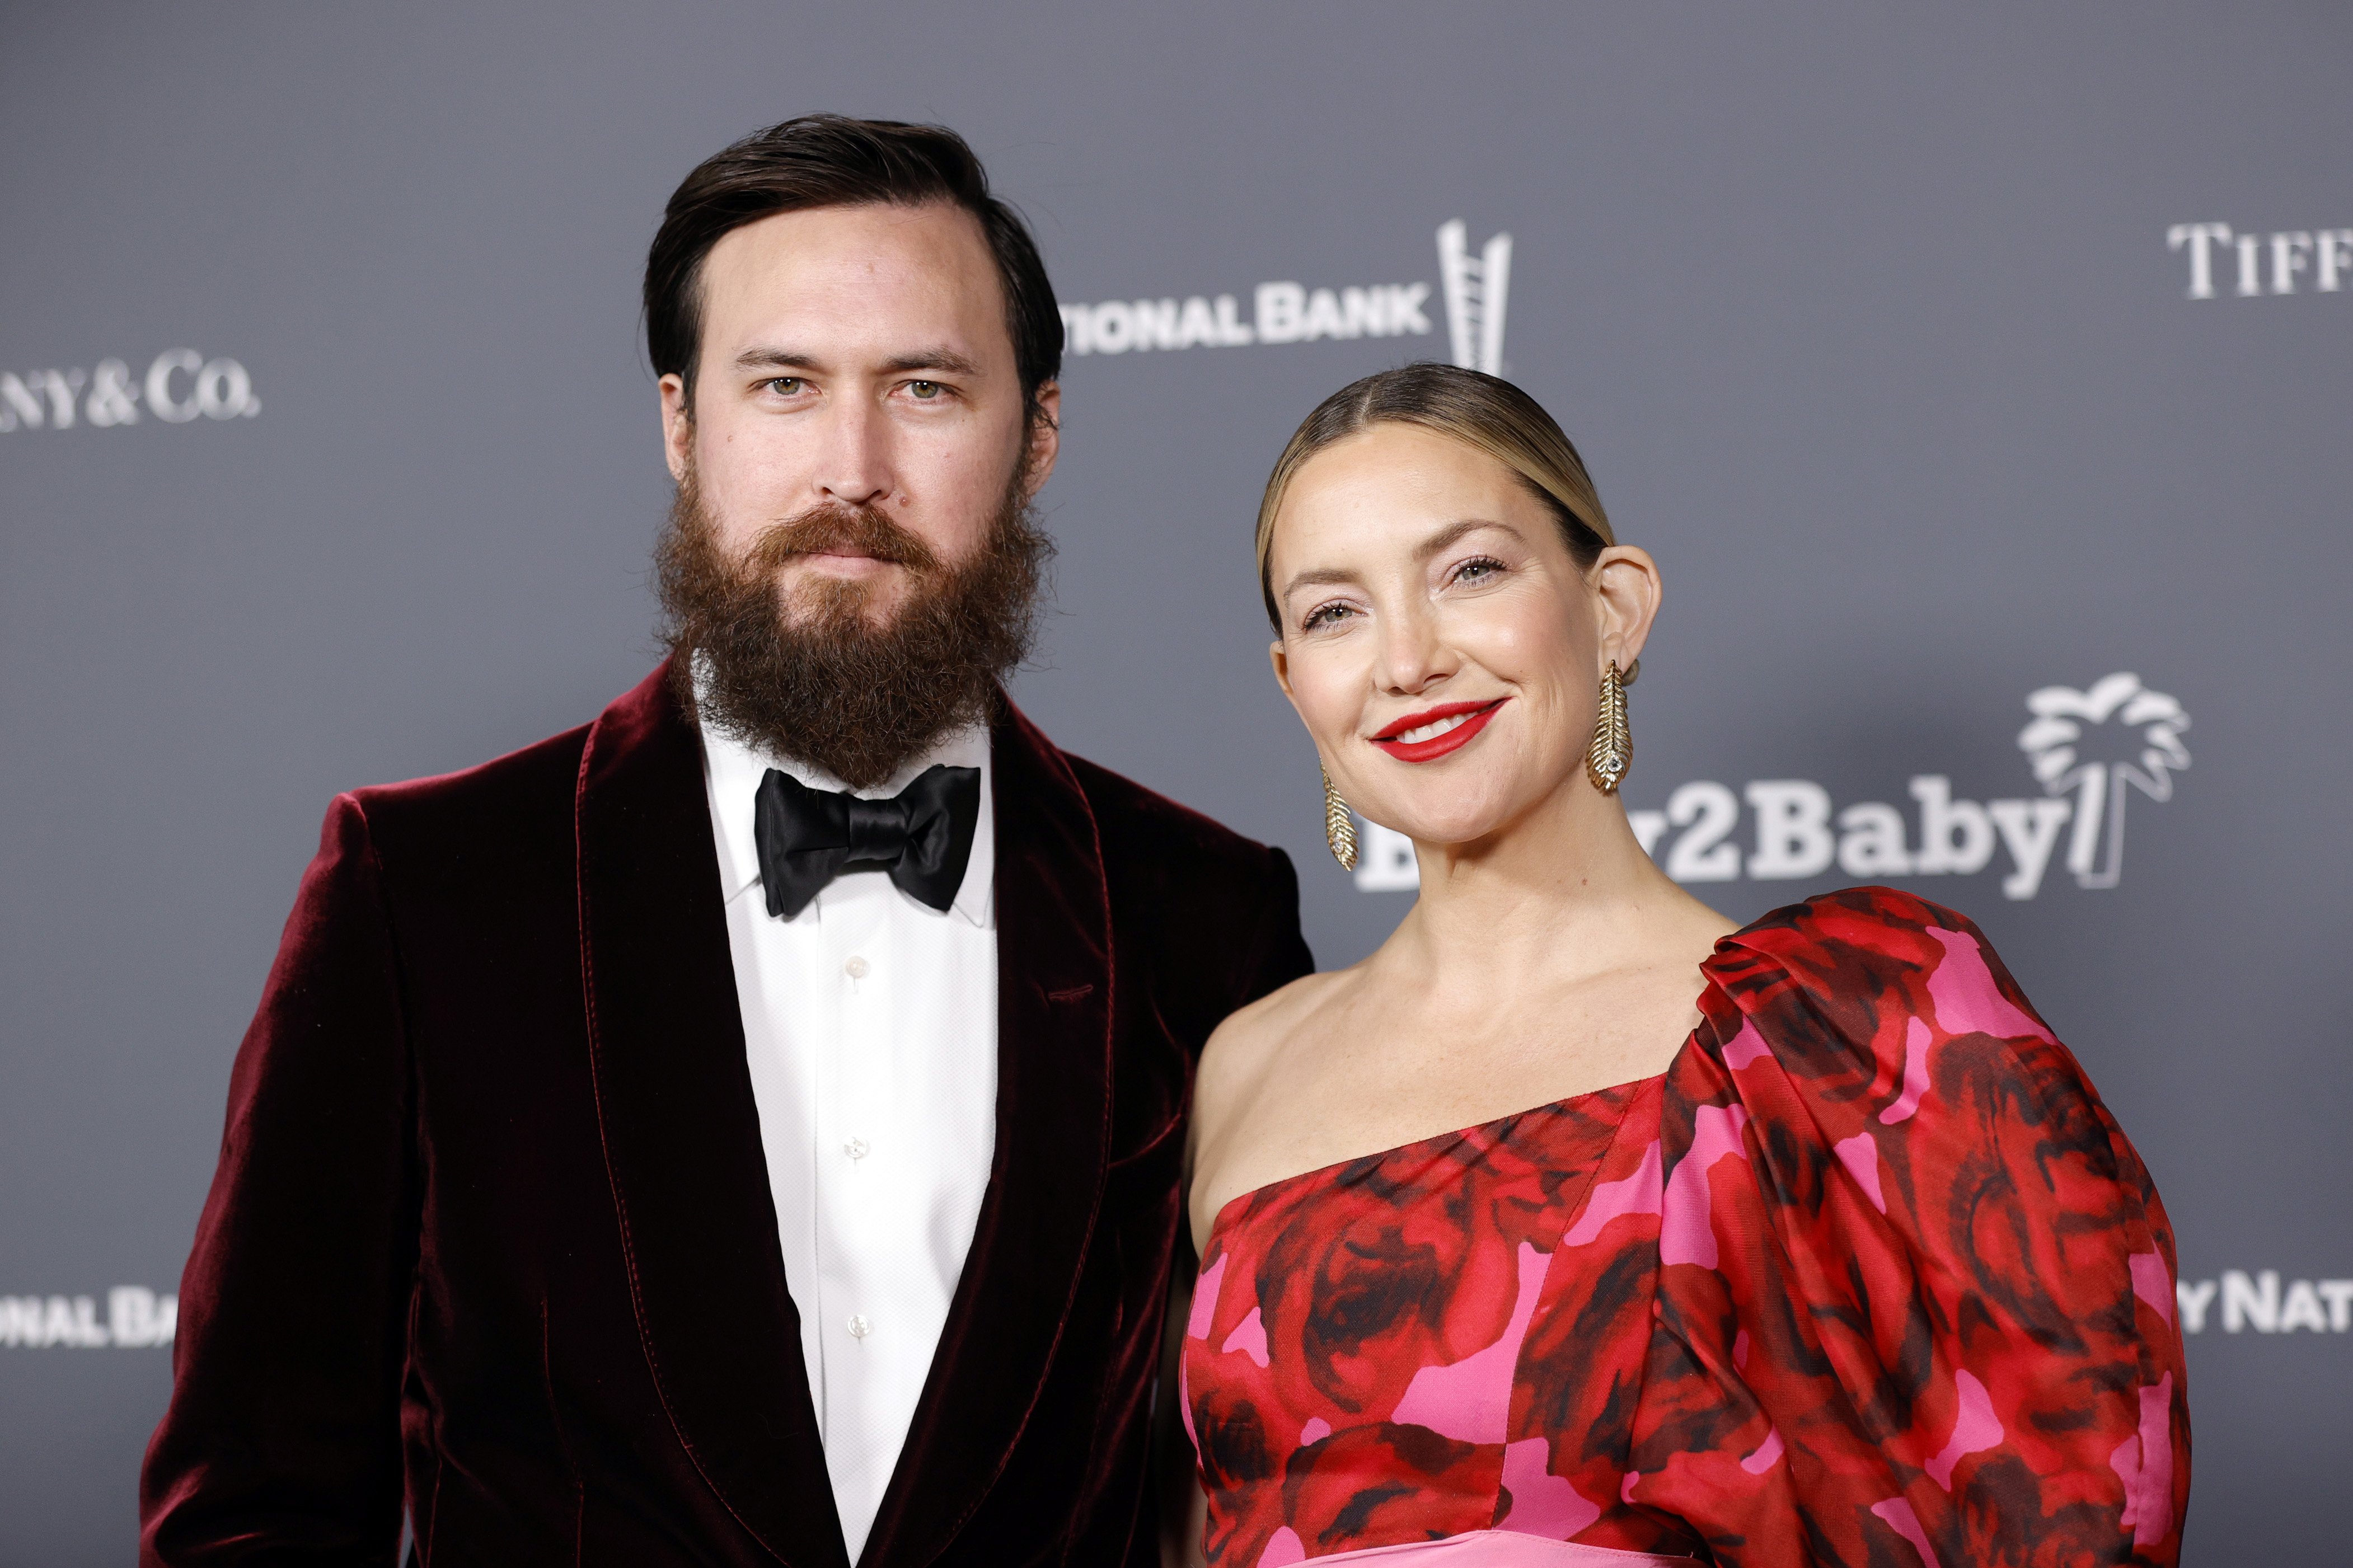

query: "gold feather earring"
xmin=1321 ymin=764 xmax=1359 ymax=870
xmin=1586 ymin=658 xmax=1633 ymax=794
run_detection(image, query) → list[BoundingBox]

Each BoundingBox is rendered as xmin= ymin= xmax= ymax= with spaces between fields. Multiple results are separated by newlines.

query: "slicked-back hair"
xmin=1255 ymin=363 xmax=1615 ymax=628
xmin=645 ymin=114 xmax=1062 ymax=421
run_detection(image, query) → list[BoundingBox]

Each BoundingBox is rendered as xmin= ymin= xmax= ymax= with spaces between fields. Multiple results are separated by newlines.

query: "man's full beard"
xmin=656 ymin=468 xmax=1052 ymax=789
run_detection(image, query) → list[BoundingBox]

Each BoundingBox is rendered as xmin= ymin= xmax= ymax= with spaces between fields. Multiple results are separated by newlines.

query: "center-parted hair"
xmin=645 ymin=114 xmax=1063 ymax=419
xmin=1255 ymin=364 xmax=1615 ymax=628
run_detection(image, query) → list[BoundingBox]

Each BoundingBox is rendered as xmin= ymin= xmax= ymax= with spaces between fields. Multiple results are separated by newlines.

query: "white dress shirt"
xmin=699 ymin=716 xmax=998 ymax=1563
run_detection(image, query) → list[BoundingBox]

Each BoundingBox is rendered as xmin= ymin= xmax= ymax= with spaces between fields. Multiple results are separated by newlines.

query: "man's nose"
xmin=812 ymin=394 xmax=895 ymax=508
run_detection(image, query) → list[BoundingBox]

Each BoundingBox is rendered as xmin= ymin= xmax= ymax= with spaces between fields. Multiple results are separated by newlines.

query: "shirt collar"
xmin=698 ymin=704 xmax=995 ymax=928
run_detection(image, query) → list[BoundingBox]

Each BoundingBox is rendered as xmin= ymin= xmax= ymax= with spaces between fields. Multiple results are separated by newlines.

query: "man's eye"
xmin=765 ymin=377 xmax=804 ymax=395
xmin=907 ymin=381 xmax=942 ymax=400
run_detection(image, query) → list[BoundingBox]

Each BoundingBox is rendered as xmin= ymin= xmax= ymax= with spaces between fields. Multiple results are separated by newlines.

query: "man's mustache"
xmin=743 ymin=503 xmax=941 ymax=576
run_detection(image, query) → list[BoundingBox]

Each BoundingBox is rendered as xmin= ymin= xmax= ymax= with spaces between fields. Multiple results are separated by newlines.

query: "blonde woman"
xmin=1178 ymin=365 xmax=2188 ymax=1567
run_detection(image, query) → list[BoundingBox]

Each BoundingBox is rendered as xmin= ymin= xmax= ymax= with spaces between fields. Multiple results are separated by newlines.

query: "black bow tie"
xmin=752 ymin=764 xmax=981 ymax=921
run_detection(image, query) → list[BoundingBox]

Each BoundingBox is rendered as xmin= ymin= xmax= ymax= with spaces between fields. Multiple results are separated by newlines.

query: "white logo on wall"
xmin=1 ymin=349 xmax=260 ymax=432
xmin=0 ymin=1287 xmax=176 ymax=1348
xmin=2015 ymin=673 xmax=2188 ymax=889
xmin=2167 ymin=222 xmax=2353 ymax=299
xmin=1058 ymin=222 xmax=1510 ymax=372
xmin=2179 ymin=1271 xmax=2353 ymax=1336
xmin=1354 ymin=673 xmax=2189 ymax=899
xmin=1436 ymin=220 xmax=1511 ymax=375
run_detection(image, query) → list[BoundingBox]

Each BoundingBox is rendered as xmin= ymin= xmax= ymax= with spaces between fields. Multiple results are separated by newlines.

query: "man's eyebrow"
xmin=876 ymin=348 xmax=982 ymax=377
xmin=733 ymin=347 xmax=822 ymax=372
xmin=729 ymin=346 xmax=985 ymax=378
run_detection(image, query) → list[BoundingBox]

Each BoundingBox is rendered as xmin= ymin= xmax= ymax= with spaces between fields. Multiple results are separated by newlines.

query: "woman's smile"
xmin=1368 ymin=697 xmax=1509 ymax=762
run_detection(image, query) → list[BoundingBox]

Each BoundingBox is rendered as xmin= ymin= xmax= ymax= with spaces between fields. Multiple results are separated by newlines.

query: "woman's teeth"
xmin=1396 ymin=712 xmax=1473 ymax=745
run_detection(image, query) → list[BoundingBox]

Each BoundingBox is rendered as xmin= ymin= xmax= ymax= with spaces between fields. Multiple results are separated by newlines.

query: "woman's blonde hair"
xmin=1254 ymin=363 xmax=1614 ymax=628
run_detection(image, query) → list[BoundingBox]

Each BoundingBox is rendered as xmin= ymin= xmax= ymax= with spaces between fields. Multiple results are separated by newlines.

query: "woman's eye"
xmin=1453 ymin=556 xmax=1504 ymax=585
xmin=907 ymin=381 xmax=942 ymax=400
xmin=1303 ymin=603 xmax=1354 ymax=631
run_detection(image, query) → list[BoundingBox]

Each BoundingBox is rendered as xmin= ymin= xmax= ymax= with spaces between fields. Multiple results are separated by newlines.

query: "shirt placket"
xmin=814 ymin=877 xmax=890 ymax=1464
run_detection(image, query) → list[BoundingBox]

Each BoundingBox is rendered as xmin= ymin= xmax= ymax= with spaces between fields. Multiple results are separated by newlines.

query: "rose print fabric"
xmin=1186 ymin=889 xmax=2189 ymax=1566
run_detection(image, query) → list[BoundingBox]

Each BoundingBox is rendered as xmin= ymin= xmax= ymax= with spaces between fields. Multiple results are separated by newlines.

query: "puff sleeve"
xmin=1628 ymin=889 xmax=2189 ymax=1567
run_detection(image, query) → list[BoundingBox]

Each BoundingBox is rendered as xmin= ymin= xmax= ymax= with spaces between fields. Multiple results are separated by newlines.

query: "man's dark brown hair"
xmin=644 ymin=114 xmax=1063 ymax=421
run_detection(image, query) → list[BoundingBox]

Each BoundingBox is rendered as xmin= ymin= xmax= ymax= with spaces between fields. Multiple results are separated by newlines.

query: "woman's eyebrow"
xmin=1414 ymin=518 xmax=1518 ymax=561
xmin=1280 ymin=566 xmax=1357 ymax=602
xmin=1282 ymin=519 xmax=1527 ymax=604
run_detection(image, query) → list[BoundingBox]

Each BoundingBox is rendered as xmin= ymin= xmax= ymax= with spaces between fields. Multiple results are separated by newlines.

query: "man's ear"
xmin=1020 ymin=381 xmax=1063 ymax=499
xmin=660 ymin=372 xmax=692 ymax=482
xmin=1591 ymin=546 xmax=1662 ymax=672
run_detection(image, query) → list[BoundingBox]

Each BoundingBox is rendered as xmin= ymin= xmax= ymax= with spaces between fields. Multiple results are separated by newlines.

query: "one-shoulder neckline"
xmin=1203 ymin=1044 xmax=1689 ymax=1246
xmin=1202 ymin=936 xmax=1748 ymax=1248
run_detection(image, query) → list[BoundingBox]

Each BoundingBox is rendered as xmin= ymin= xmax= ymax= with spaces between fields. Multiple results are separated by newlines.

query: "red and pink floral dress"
xmin=1184 ymin=889 xmax=2188 ymax=1567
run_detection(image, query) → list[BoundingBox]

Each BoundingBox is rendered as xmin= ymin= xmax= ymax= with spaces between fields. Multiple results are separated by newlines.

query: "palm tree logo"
xmin=2015 ymin=673 xmax=2191 ymax=889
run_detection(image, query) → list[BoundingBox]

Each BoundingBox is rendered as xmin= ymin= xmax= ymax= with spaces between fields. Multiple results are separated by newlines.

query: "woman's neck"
xmin=1390 ymin=777 xmax=1699 ymax=990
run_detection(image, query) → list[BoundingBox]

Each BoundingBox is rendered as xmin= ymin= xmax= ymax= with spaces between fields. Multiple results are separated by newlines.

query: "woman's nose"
xmin=1371 ymin=603 xmax=1452 ymax=695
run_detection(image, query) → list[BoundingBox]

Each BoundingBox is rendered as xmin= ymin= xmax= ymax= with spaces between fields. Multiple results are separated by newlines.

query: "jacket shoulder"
xmin=339 ymin=719 xmax=594 ymax=864
xmin=1056 ymin=750 xmax=1313 ymax=1040
xmin=1060 ymin=752 xmax=1282 ymax=880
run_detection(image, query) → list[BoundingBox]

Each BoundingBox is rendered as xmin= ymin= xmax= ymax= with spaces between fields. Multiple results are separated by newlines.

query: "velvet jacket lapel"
xmin=576 ymin=668 xmax=1115 ymax=1568
xmin=575 ymin=666 xmax=849 ymax=1568
xmin=856 ymin=696 xmax=1115 ymax=1568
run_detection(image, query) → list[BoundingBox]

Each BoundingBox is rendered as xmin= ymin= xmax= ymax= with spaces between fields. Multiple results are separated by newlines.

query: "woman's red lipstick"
xmin=1368 ymin=698 xmax=1508 ymax=763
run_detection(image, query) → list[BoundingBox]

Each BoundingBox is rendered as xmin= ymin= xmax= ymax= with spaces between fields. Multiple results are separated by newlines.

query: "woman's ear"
xmin=1590 ymin=546 xmax=1662 ymax=672
xmin=1269 ymin=639 xmax=1296 ymax=704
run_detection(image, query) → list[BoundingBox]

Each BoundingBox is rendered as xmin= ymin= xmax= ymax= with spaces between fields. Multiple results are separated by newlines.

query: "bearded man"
xmin=139 ymin=116 xmax=1310 ymax=1568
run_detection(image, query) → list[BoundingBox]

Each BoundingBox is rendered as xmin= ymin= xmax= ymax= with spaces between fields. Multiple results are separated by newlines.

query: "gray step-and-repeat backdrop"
xmin=4 ymin=4 xmax=2346 ymax=1562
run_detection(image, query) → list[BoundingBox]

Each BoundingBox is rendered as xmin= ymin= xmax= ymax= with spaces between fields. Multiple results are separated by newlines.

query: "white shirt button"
xmin=845 ymin=1137 xmax=870 ymax=1161
xmin=846 ymin=1313 xmax=872 ymax=1340
xmin=843 ymin=955 xmax=870 ymax=980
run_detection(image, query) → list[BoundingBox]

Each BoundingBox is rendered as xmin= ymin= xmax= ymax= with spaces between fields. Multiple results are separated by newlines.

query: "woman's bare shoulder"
xmin=1193 ymin=966 xmax=1356 ymax=1138
xmin=1187 ymin=966 xmax=1361 ymax=1247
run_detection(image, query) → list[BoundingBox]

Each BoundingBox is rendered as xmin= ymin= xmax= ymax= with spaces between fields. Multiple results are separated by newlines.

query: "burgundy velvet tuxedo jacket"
xmin=140 ymin=666 xmax=1312 ymax=1567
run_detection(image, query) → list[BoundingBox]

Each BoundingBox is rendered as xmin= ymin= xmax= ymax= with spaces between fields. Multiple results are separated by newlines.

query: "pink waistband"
xmin=1286 ymin=1532 xmax=1691 ymax=1566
